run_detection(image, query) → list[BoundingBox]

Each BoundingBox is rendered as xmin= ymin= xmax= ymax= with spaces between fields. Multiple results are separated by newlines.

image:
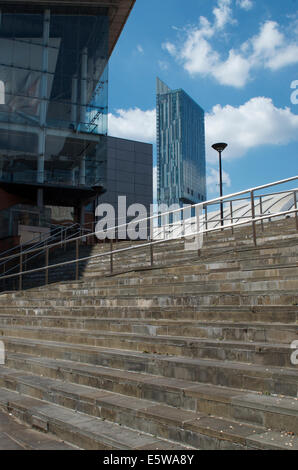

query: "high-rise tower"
xmin=156 ymin=78 xmax=206 ymax=211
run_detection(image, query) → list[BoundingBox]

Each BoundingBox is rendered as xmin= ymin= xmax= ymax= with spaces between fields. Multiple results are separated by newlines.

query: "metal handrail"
xmin=0 ymin=222 xmax=81 ymax=279
xmin=1 ymin=176 xmax=297 ymax=266
xmin=0 ymin=175 xmax=297 ymax=290
xmin=0 ymin=222 xmax=78 ymax=259
xmin=152 ymin=187 xmax=297 ymax=235
xmin=201 ymin=188 xmax=297 ymax=208
xmin=0 ymin=208 xmax=297 ymax=285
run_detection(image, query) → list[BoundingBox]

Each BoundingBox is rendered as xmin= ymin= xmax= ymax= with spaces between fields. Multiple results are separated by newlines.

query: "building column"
xmin=80 ymin=47 xmax=88 ymax=128
xmin=37 ymin=9 xmax=50 ymax=189
xmin=40 ymin=9 xmax=50 ymax=126
xmin=71 ymin=76 xmax=78 ymax=127
xmin=37 ymin=130 xmax=45 ymax=184
xmin=79 ymin=156 xmax=86 ymax=185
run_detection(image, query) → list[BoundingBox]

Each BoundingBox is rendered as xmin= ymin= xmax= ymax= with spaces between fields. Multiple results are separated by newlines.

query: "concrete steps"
xmin=0 ymin=316 xmax=296 ymax=343
xmin=1 ymin=366 xmax=294 ymax=450
xmin=0 ymin=305 xmax=297 ymax=323
xmin=2 ymin=338 xmax=298 ymax=396
xmin=0 ymin=387 xmax=190 ymax=450
xmin=7 ymin=275 xmax=298 ymax=299
xmin=1 ymin=354 xmax=298 ymax=439
xmin=0 ymin=217 xmax=297 ymax=449
xmin=0 ymin=326 xmax=296 ymax=367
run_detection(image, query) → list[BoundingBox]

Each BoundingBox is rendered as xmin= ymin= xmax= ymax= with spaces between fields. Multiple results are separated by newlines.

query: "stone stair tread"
xmin=3 ymin=333 xmax=296 ymax=362
xmin=5 ymin=350 xmax=298 ymax=396
xmin=3 ymin=325 xmax=297 ymax=352
xmin=0 ymin=218 xmax=297 ymax=449
xmin=0 ymin=366 xmax=290 ymax=450
xmin=1 ymin=324 xmax=296 ymax=351
xmin=0 ymin=314 xmax=296 ymax=328
xmin=10 ymin=262 xmax=298 ymax=291
xmin=1 ymin=360 xmax=297 ymax=429
xmin=0 ymin=387 xmax=192 ymax=450
xmin=3 ymin=283 xmax=298 ymax=302
xmin=245 ymin=430 xmax=298 ymax=450
xmin=11 ymin=269 xmax=298 ymax=292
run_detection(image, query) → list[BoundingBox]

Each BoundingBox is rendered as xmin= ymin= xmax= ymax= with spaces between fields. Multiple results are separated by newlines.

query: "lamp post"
xmin=212 ymin=143 xmax=228 ymax=227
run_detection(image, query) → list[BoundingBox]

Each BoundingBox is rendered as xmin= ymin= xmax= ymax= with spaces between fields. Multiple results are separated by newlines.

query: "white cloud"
xmin=212 ymin=49 xmax=251 ymax=87
xmin=213 ymin=0 xmax=235 ymax=30
xmin=206 ymin=97 xmax=298 ymax=162
xmin=108 ymin=108 xmax=156 ymax=143
xmin=236 ymin=0 xmax=253 ymax=11
xmin=250 ymin=21 xmax=283 ymax=58
xmin=108 ymin=97 xmax=298 ymax=163
xmin=207 ymin=167 xmax=231 ymax=194
xmin=162 ymin=42 xmax=177 ymax=56
xmin=163 ymin=2 xmax=298 ymax=88
xmin=266 ymin=43 xmax=298 ymax=70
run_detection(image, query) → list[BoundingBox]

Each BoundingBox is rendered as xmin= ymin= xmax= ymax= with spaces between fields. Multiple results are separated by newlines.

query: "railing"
xmin=0 ymin=222 xmax=86 ymax=288
xmin=0 ymin=176 xmax=297 ymax=291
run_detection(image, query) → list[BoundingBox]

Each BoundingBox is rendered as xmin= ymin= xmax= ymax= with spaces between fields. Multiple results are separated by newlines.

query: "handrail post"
xmin=76 ymin=238 xmax=79 ymax=281
xmin=110 ymin=238 xmax=113 ymax=274
xmin=3 ymin=262 xmax=6 ymax=291
xmin=19 ymin=252 xmax=23 ymax=290
xmin=251 ymin=191 xmax=257 ymax=246
xmin=150 ymin=215 xmax=154 ymax=267
xmin=259 ymin=196 xmax=264 ymax=232
xmin=230 ymin=201 xmax=233 ymax=235
xmin=294 ymin=191 xmax=298 ymax=231
xmin=205 ymin=205 xmax=208 ymax=237
xmin=45 ymin=246 xmax=49 ymax=285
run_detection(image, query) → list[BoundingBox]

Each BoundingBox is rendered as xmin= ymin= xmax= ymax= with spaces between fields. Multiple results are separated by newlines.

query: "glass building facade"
xmin=156 ymin=78 xmax=206 ymax=212
xmin=0 ymin=4 xmax=109 ymax=190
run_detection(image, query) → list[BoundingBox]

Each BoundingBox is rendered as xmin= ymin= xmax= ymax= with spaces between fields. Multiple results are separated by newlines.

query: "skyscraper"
xmin=156 ymin=78 xmax=206 ymax=213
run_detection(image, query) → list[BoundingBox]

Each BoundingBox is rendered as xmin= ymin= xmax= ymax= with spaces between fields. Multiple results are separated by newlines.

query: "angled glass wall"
xmin=0 ymin=6 xmax=109 ymax=189
xmin=156 ymin=78 xmax=206 ymax=211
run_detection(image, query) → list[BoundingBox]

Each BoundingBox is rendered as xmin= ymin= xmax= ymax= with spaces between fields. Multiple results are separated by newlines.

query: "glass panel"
xmin=0 ymin=9 xmax=108 ymax=189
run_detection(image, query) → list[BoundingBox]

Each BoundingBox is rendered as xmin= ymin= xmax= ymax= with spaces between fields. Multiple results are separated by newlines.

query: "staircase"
xmin=0 ymin=218 xmax=297 ymax=450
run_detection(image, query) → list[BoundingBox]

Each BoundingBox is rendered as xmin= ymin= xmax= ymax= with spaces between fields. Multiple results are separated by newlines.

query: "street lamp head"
xmin=212 ymin=143 xmax=228 ymax=153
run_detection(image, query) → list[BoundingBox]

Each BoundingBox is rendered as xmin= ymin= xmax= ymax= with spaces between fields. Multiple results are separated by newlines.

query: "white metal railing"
xmin=0 ymin=176 xmax=297 ymax=291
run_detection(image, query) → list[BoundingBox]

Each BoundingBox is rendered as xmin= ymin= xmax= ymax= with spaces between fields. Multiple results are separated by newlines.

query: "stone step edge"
xmin=3 ymin=356 xmax=298 ymax=433
xmin=3 ymin=339 xmax=298 ymax=384
xmin=0 ymin=366 xmax=280 ymax=449
xmin=0 ymin=314 xmax=296 ymax=328
xmin=0 ymin=387 xmax=193 ymax=450
xmin=0 ymin=325 xmax=294 ymax=352
xmin=11 ymin=276 xmax=298 ymax=298
xmin=2 ymin=288 xmax=298 ymax=304
xmin=2 ymin=253 xmax=297 ymax=294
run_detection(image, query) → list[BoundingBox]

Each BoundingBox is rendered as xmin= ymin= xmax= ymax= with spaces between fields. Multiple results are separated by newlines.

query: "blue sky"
xmin=108 ymin=0 xmax=298 ymax=198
